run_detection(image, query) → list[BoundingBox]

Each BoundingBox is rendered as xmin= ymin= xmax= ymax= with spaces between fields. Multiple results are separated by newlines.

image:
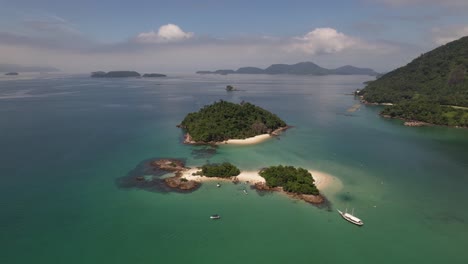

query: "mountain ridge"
xmin=197 ymin=62 xmax=379 ymax=76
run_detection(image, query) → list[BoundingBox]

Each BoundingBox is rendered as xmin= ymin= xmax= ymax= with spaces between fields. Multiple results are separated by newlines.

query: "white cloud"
xmin=135 ymin=24 xmax=193 ymax=43
xmin=288 ymin=28 xmax=361 ymax=54
xmin=432 ymin=25 xmax=468 ymax=45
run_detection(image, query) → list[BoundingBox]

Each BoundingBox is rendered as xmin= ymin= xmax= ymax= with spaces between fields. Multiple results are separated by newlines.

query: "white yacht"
xmin=337 ymin=209 xmax=364 ymax=226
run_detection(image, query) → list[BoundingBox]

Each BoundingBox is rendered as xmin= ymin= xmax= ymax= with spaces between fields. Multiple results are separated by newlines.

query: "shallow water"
xmin=0 ymin=74 xmax=467 ymax=263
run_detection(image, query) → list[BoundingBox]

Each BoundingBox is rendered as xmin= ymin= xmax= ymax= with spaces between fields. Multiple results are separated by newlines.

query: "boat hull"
xmin=337 ymin=210 xmax=364 ymax=226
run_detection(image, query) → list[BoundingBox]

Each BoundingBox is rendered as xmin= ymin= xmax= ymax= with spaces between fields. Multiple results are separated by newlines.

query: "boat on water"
xmin=216 ymin=183 xmax=221 ymax=188
xmin=210 ymin=214 xmax=221 ymax=220
xmin=337 ymin=209 xmax=363 ymax=226
xmin=243 ymin=189 xmax=248 ymax=195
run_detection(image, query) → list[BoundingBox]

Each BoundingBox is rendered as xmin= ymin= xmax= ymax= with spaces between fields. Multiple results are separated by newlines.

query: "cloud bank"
xmin=0 ymin=21 xmax=417 ymax=73
xmin=135 ymin=24 xmax=194 ymax=43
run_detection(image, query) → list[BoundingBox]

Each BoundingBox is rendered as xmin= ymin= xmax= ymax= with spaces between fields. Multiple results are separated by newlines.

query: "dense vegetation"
xmin=91 ymin=71 xmax=141 ymax=77
xmin=361 ymin=36 xmax=468 ymax=127
xmin=180 ymin=100 xmax=287 ymax=142
xmin=381 ymin=98 xmax=468 ymax=127
xmin=259 ymin=165 xmax=319 ymax=195
xmin=200 ymin=162 xmax=240 ymax=178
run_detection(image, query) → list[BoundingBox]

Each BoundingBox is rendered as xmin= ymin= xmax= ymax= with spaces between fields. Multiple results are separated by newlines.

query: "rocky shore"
xmin=403 ymin=121 xmax=428 ymax=127
xmin=150 ymin=159 xmax=200 ymax=191
xmin=254 ymin=182 xmax=325 ymax=205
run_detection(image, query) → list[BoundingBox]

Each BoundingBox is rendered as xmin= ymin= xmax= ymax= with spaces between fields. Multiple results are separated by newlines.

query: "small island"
xmin=179 ymin=100 xmax=288 ymax=144
xmin=5 ymin=72 xmax=19 ymax=76
xmin=257 ymin=165 xmax=323 ymax=204
xmin=178 ymin=164 xmax=327 ymax=204
xmin=91 ymin=71 xmax=141 ymax=78
xmin=143 ymin=73 xmax=167 ymax=78
xmin=226 ymin=85 xmax=237 ymax=92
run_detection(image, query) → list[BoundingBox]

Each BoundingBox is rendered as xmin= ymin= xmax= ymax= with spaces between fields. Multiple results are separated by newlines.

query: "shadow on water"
xmin=115 ymin=157 xmax=200 ymax=193
xmin=190 ymin=145 xmax=218 ymax=159
xmin=337 ymin=192 xmax=354 ymax=202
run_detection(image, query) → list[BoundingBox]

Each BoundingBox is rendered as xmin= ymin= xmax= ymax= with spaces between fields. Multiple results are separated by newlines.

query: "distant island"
xmin=142 ymin=73 xmax=167 ymax=77
xmin=360 ymin=36 xmax=468 ymax=128
xmin=197 ymin=61 xmax=379 ymax=76
xmin=91 ymin=71 xmax=141 ymax=78
xmin=5 ymin=72 xmax=18 ymax=76
xmin=91 ymin=71 xmax=167 ymax=78
xmin=179 ymin=100 xmax=288 ymax=144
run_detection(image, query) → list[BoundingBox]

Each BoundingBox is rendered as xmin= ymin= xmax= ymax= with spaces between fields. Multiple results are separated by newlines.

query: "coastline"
xmin=184 ymin=126 xmax=290 ymax=146
xmin=180 ymin=167 xmax=340 ymax=191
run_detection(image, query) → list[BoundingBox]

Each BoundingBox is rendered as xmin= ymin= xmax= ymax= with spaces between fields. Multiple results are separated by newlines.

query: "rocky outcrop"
xmin=254 ymin=183 xmax=325 ymax=205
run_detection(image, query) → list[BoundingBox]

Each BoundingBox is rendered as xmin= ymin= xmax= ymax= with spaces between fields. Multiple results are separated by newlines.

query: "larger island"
xmin=359 ymin=36 xmax=468 ymax=128
xmin=178 ymin=100 xmax=288 ymax=144
xmin=197 ymin=61 xmax=379 ymax=76
xmin=91 ymin=71 xmax=167 ymax=78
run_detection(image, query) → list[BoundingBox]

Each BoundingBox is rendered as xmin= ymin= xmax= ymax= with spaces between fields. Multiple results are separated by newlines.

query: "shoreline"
xmin=184 ymin=126 xmax=290 ymax=146
xmin=180 ymin=167 xmax=340 ymax=191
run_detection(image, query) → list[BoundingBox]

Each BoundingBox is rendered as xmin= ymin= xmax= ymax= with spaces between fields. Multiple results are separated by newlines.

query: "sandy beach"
xmin=217 ymin=134 xmax=272 ymax=145
xmin=180 ymin=167 xmax=341 ymax=191
xmin=181 ymin=168 xmax=266 ymax=184
xmin=309 ymin=170 xmax=342 ymax=191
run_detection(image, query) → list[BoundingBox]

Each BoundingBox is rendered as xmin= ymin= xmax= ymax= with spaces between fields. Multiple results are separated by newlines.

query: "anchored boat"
xmin=210 ymin=214 xmax=221 ymax=220
xmin=337 ymin=209 xmax=363 ymax=226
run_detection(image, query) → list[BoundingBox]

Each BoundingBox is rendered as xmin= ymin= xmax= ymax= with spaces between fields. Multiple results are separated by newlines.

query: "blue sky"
xmin=1 ymin=0 xmax=468 ymax=72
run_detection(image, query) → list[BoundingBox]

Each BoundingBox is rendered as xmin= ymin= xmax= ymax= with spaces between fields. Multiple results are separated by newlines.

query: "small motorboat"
xmin=243 ymin=189 xmax=248 ymax=195
xmin=210 ymin=214 xmax=221 ymax=220
xmin=216 ymin=183 xmax=221 ymax=188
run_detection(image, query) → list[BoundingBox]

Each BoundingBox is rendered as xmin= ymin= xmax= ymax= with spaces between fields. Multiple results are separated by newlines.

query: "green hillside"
xmin=361 ymin=36 xmax=468 ymax=127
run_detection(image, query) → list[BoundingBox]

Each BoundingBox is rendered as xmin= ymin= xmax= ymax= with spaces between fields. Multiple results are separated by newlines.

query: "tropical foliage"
xmin=361 ymin=36 xmax=468 ymax=127
xmin=201 ymin=162 xmax=240 ymax=178
xmin=180 ymin=100 xmax=287 ymax=142
xmin=259 ymin=165 xmax=319 ymax=195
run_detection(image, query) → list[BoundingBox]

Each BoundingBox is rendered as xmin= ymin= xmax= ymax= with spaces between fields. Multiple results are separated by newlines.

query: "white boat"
xmin=216 ymin=183 xmax=221 ymax=188
xmin=337 ymin=209 xmax=363 ymax=226
xmin=243 ymin=189 xmax=248 ymax=195
xmin=210 ymin=214 xmax=221 ymax=220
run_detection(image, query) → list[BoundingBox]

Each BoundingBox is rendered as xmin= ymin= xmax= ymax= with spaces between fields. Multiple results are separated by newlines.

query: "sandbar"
xmin=180 ymin=168 xmax=340 ymax=191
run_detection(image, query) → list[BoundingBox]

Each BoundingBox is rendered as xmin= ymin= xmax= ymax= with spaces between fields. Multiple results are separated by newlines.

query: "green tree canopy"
xmin=259 ymin=165 xmax=319 ymax=195
xmin=180 ymin=100 xmax=287 ymax=142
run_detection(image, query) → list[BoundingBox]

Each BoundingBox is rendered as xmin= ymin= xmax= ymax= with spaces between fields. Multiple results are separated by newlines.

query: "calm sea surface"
xmin=1 ymin=74 xmax=467 ymax=263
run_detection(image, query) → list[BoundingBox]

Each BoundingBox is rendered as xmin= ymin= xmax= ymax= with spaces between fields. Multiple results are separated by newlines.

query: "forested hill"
xmin=360 ymin=36 xmax=468 ymax=127
xmin=361 ymin=36 xmax=468 ymax=107
xmin=179 ymin=100 xmax=287 ymax=142
xmin=197 ymin=62 xmax=379 ymax=76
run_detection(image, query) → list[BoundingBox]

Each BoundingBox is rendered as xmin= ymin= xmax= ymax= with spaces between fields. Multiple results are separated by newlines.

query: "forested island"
xmin=360 ymin=36 xmax=468 ymax=127
xmin=179 ymin=100 xmax=288 ymax=143
xmin=142 ymin=73 xmax=167 ymax=77
xmin=197 ymin=62 xmax=379 ymax=76
xmin=259 ymin=165 xmax=319 ymax=195
xmin=91 ymin=71 xmax=141 ymax=78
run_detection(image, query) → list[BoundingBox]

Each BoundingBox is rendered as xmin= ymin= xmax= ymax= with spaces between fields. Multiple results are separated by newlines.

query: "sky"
xmin=0 ymin=0 xmax=468 ymax=73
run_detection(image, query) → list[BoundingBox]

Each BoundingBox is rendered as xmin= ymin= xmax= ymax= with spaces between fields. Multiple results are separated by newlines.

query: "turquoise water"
xmin=1 ymin=74 xmax=467 ymax=263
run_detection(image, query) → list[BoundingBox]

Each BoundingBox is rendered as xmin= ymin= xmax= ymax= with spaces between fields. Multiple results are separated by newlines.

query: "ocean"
xmin=1 ymin=73 xmax=467 ymax=263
